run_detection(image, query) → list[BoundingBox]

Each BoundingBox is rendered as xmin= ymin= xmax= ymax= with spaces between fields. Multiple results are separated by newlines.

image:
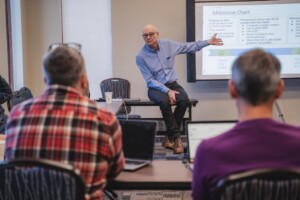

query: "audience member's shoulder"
xmin=277 ymin=120 xmax=300 ymax=133
xmin=92 ymin=102 xmax=117 ymax=124
xmin=97 ymin=106 xmax=115 ymax=118
xmin=83 ymin=99 xmax=117 ymax=129
xmin=263 ymin=118 xmax=300 ymax=129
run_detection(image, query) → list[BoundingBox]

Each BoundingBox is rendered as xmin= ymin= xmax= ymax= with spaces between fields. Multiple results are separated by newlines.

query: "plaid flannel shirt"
xmin=5 ymin=85 xmax=125 ymax=200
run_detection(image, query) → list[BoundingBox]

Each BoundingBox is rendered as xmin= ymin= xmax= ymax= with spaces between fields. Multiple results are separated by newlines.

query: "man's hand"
xmin=167 ymin=90 xmax=179 ymax=105
xmin=208 ymin=33 xmax=223 ymax=46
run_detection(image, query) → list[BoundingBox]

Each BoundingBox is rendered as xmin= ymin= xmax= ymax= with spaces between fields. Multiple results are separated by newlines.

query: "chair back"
xmin=100 ymin=78 xmax=130 ymax=99
xmin=7 ymin=87 xmax=33 ymax=111
xmin=100 ymin=78 xmax=131 ymax=114
xmin=19 ymin=87 xmax=33 ymax=99
xmin=0 ymin=158 xmax=85 ymax=200
xmin=215 ymin=168 xmax=300 ymax=200
xmin=0 ymin=105 xmax=7 ymax=134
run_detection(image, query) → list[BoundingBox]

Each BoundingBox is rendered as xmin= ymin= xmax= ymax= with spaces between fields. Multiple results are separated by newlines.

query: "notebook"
xmin=186 ymin=121 xmax=237 ymax=171
xmin=119 ymin=120 xmax=156 ymax=171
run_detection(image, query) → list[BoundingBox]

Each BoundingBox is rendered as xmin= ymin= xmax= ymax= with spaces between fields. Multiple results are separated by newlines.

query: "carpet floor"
xmin=104 ymin=190 xmax=192 ymax=200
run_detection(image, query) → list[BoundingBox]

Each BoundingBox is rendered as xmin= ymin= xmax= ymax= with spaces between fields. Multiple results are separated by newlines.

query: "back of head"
xmin=231 ymin=49 xmax=281 ymax=105
xmin=42 ymin=45 xmax=85 ymax=87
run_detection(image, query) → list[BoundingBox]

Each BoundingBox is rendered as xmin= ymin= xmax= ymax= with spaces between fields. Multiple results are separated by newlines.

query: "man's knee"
xmin=177 ymin=97 xmax=189 ymax=107
xmin=158 ymin=98 xmax=171 ymax=109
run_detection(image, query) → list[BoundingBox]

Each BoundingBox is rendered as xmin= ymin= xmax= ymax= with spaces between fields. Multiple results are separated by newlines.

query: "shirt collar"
xmin=45 ymin=84 xmax=82 ymax=97
xmin=145 ymin=42 xmax=159 ymax=53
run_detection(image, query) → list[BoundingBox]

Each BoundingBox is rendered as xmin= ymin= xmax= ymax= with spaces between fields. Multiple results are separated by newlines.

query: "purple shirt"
xmin=192 ymin=118 xmax=300 ymax=200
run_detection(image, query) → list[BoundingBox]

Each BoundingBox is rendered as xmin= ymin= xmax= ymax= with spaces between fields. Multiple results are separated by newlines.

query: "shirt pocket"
xmin=164 ymin=55 xmax=174 ymax=69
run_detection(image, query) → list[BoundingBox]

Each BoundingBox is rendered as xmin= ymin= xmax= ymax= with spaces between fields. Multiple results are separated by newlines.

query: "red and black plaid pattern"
xmin=5 ymin=85 xmax=125 ymax=200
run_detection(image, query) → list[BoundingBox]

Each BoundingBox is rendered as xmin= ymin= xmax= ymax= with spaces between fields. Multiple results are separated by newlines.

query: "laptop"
xmin=186 ymin=121 xmax=237 ymax=171
xmin=119 ymin=120 xmax=156 ymax=171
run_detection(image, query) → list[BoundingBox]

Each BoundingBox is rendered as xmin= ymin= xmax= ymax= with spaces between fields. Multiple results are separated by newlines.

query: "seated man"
xmin=136 ymin=24 xmax=223 ymax=154
xmin=5 ymin=43 xmax=125 ymax=200
xmin=192 ymin=49 xmax=300 ymax=200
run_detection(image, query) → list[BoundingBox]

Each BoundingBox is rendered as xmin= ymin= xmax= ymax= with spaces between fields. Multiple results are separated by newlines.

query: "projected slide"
xmin=195 ymin=1 xmax=300 ymax=80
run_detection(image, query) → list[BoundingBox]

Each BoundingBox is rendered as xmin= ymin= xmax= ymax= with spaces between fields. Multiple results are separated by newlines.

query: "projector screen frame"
xmin=186 ymin=0 xmax=300 ymax=82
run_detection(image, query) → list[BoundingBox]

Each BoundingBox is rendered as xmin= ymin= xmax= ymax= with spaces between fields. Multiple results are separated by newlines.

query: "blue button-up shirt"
xmin=136 ymin=39 xmax=209 ymax=93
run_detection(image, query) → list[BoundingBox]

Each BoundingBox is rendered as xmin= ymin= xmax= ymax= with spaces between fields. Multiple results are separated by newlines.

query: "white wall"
xmin=111 ymin=0 xmax=300 ymax=125
xmin=10 ymin=0 xmax=24 ymax=90
xmin=62 ymin=0 xmax=112 ymax=99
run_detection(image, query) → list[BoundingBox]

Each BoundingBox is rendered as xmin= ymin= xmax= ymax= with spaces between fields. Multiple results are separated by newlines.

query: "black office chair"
xmin=100 ymin=78 xmax=140 ymax=118
xmin=7 ymin=87 xmax=33 ymax=111
xmin=0 ymin=158 xmax=85 ymax=200
xmin=0 ymin=105 xmax=7 ymax=134
xmin=215 ymin=168 xmax=300 ymax=200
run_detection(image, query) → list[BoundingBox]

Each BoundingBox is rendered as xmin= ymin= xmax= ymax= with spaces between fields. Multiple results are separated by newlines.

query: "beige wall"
xmin=21 ymin=0 xmax=62 ymax=96
xmin=4 ymin=0 xmax=300 ymax=124
xmin=0 ymin=0 xmax=9 ymax=80
xmin=111 ymin=0 xmax=300 ymax=124
xmin=0 ymin=0 xmax=10 ymax=115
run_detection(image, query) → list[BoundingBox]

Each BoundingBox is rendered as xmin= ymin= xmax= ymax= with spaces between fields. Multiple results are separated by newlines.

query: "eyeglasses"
xmin=142 ymin=32 xmax=157 ymax=38
xmin=48 ymin=42 xmax=82 ymax=52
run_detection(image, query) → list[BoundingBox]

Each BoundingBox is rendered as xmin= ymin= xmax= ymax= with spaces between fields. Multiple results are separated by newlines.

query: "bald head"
xmin=142 ymin=24 xmax=159 ymax=34
xmin=142 ymin=24 xmax=159 ymax=49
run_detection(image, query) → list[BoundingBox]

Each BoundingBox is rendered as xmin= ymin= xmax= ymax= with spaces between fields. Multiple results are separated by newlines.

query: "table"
xmin=96 ymin=100 xmax=123 ymax=114
xmin=96 ymin=98 xmax=198 ymax=134
xmin=107 ymin=160 xmax=192 ymax=190
xmin=123 ymin=99 xmax=198 ymax=134
xmin=121 ymin=99 xmax=198 ymax=121
xmin=95 ymin=99 xmax=198 ymax=120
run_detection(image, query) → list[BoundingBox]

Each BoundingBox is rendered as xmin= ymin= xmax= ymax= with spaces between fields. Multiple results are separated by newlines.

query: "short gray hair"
xmin=231 ymin=49 xmax=281 ymax=105
xmin=42 ymin=46 xmax=85 ymax=87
